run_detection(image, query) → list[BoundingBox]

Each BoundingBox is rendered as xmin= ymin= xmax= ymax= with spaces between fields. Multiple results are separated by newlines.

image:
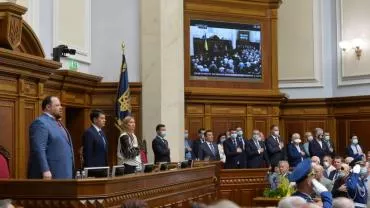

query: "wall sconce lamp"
xmin=339 ymin=39 xmax=363 ymax=60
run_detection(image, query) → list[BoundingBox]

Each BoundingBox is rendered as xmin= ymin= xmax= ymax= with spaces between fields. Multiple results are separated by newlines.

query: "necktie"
xmin=232 ymin=139 xmax=237 ymax=147
xmin=98 ymin=130 xmax=106 ymax=147
xmin=209 ymin=143 xmax=215 ymax=155
xmin=57 ymin=121 xmax=70 ymax=143
xmin=356 ymin=145 xmax=359 ymax=153
xmin=255 ymin=140 xmax=261 ymax=149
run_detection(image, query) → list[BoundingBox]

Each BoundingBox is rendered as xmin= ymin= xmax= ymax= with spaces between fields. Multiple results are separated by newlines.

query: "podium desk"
xmin=0 ymin=165 xmax=218 ymax=208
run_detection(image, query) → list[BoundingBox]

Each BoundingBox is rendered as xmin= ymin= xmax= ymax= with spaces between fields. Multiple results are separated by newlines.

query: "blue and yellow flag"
xmin=115 ymin=43 xmax=131 ymax=125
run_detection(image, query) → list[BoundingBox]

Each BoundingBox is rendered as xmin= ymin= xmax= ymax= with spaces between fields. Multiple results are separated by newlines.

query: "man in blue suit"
xmin=198 ymin=130 xmax=220 ymax=161
xmin=27 ymin=96 xmax=74 ymax=179
xmin=223 ymin=129 xmax=244 ymax=169
xmin=287 ymin=133 xmax=306 ymax=167
xmin=82 ymin=109 xmax=108 ymax=168
xmin=309 ymin=128 xmax=330 ymax=162
xmin=246 ymin=129 xmax=269 ymax=168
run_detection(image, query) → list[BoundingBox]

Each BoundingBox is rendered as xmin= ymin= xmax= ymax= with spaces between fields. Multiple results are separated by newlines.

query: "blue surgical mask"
xmin=160 ymin=131 xmax=166 ymax=138
xmin=337 ymin=172 xmax=345 ymax=179
xmin=231 ymin=133 xmax=237 ymax=139
xmin=360 ymin=167 xmax=368 ymax=178
xmin=237 ymin=131 xmax=243 ymax=136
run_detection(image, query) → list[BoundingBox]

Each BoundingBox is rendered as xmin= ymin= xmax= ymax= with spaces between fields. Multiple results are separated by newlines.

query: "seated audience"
xmin=322 ymin=155 xmax=336 ymax=179
xmin=278 ymin=196 xmax=306 ymax=208
xmin=287 ymin=133 xmax=306 ymax=167
xmin=332 ymin=163 xmax=350 ymax=198
xmin=312 ymin=164 xmax=334 ymax=192
xmin=207 ymin=200 xmax=240 ymax=208
xmin=329 ymin=156 xmax=343 ymax=181
xmin=270 ymin=160 xmax=290 ymax=189
xmin=332 ymin=197 xmax=355 ymax=208
xmin=311 ymin=156 xmax=321 ymax=166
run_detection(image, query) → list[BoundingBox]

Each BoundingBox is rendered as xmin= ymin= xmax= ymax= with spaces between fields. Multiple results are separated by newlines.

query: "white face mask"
xmin=294 ymin=139 xmax=301 ymax=144
xmin=307 ymin=136 xmax=313 ymax=141
xmin=185 ymin=133 xmax=188 ymax=138
xmin=231 ymin=133 xmax=237 ymax=139
xmin=323 ymin=161 xmax=330 ymax=169
xmin=252 ymin=134 xmax=259 ymax=140
xmin=160 ymin=131 xmax=166 ymax=138
xmin=237 ymin=131 xmax=243 ymax=136
xmin=352 ymin=138 xmax=358 ymax=145
xmin=274 ymin=130 xmax=280 ymax=136
xmin=324 ymin=136 xmax=330 ymax=141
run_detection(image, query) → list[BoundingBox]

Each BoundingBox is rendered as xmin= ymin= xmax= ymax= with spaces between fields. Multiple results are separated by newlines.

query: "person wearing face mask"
xmin=347 ymin=135 xmax=364 ymax=159
xmin=287 ymin=133 xmax=306 ymax=168
xmin=193 ymin=128 xmax=206 ymax=160
xmin=322 ymin=155 xmax=336 ymax=179
xmin=217 ymin=133 xmax=227 ymax=163
xmin=346 ymin=162 xmax=368 ymax=208
xmin=332 ymin=164 xmax=350 ymax=198
xmin=184 ymin=130 xmax=194 ymax=160
xmin=303 ymin=132 xmax=313 ymax=157
xmin=266 ymin=125 xmax=285 ymax=168
xmin=309 ymin=128 xmax=330 ymax=162
xmin=152 ymin=124 xmax=171 ymax=163
xmin=223 ymin=129 xmax=244 ymax=169
xmin=288 ymin=159 xmax=333 ymax=208
xmin=323 ymin=132 xmax=335 ymax=156
xmin=246 ymin=129 xmax=269 ymax=168
xmin=235 ymin=127 xmax=247 ymax=168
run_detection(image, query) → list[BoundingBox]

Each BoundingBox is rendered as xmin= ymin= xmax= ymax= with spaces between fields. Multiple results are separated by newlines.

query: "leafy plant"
xmin=263 ymin=176 xmax=295 ymax=198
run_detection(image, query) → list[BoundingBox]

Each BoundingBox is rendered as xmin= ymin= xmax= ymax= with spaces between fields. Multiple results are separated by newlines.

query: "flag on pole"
xmin=115 ymin=42 xmax=131 ymax=126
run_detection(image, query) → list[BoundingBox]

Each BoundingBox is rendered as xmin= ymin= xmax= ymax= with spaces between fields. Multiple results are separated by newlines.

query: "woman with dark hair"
xmin=0 ymin=145 xmax=10 ymax=178
xmin=217 ymin=133 xmax=227 ymax=163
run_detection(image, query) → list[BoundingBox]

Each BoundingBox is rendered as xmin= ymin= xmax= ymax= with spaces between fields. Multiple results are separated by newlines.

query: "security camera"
xmin=52 ymin=45 xmax=76 ymax=62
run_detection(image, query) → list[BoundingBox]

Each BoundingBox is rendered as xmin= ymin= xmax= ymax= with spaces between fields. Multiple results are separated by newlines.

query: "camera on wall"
xmin=52 ymin=45 xmax=76 ymax=62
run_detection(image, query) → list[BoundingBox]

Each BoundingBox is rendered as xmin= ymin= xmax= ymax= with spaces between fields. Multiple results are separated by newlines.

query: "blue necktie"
xmin=98 ymin=130 xmax=106 ymax=147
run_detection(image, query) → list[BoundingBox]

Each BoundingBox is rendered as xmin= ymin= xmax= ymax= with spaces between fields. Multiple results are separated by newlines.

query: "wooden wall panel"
xmin=348 ymin=120 xmax=370 ymax=153
xmin=306 ymin=120 xmax=326 ymax=133
xmin=337 ymin=119 xmax=347 ymax=156
xmin=254 ymin=118 xmax=268 ymax=136
xmin=186 ymin=117 xmax=204 ymax=140
xmin=22 ymin=102 xmax=37 ymax=178
xmin=283 ymin=120 xmax=304 ymax=142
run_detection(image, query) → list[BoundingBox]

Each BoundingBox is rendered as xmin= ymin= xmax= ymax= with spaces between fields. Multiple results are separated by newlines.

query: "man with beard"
xmin=27 ymin=96 xmax=75 ymax=179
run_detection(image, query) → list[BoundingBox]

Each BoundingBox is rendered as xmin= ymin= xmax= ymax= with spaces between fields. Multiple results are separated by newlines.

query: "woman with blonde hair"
xmin=117 ymin=116 xmax=142 ymax=174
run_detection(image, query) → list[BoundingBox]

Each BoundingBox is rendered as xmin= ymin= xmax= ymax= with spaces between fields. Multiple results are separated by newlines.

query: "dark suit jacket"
xmin=237 ymin=136 xmax=248 ymax=168
xmin=198 ymin=142 xmax=220 ymax=161
xmin=193 ymin=138 xmax=205 ymax=159
xmin=82 ymin=126 xmax=108 ymax=168
xmin=346 ymin=144 xmax=363 ymax=158
xmin=266 ymin=135 xmax=284 ymax=167
xmin=309 ymin=139 xmax=330 ymax=161
xmin=27 ymin=114 xmax=74 ymax=179
xmin=246 ymin=139 xmax=269 ymax=168
xmin=328 ymin=169 xmax=338 ymax=181
xmin=223 ymin=138 xmax=244 ymax=169
xmin=287 ymin=143 xmax=305 ymax=167
xmin=152 ymin=136 xmax=171 ymax=163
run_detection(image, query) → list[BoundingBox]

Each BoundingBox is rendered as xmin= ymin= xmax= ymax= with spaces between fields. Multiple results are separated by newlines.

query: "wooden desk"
xmin=252 ymin=197 xmax=280 ymax=207
xmin=0 ymin=165 xmax=218 ymax=208
xmin=219 ymin=168 xmax=269 ymax=207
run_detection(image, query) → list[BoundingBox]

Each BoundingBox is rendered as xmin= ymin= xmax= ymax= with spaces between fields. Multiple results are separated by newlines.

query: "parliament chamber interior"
xmin=0 ymin=0 xmax=370 ymax=208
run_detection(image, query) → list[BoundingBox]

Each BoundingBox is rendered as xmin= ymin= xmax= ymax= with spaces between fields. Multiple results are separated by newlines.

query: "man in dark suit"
xmin=309 ymin=128 xmax=330 ymax=162
xmin=323 ymin=132 xmax=335 ymax=157
xmin=328 ymin=156 xmax=343 ymax=181
xmin=266 ymin=125 xmax=284 ymax=168
xmin=223 ymin=129 xmax=244 ymax=169
xmin=192 ymin=128 xmax=205 ymax=160
xmin=82 ymin=109 xmax=108 ymax=168
xmin=246 ymin=129 xmax=269 ymax=168
xmin=287 ymin=133 xmax=306 ymax=167
xmin=152 ymin=124 xmax=171 ymax=163
xmin=236 ymin=127 xmax=247 ymax=167
xmin=27 ymin=96 xmax=74 ymax=179
xmin=198 ymin=130 xmax=220 ymax=161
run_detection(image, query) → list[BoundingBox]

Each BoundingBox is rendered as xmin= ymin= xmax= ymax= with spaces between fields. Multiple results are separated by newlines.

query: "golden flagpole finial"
xmin=121 ymin=42 xmax=125 ymax=54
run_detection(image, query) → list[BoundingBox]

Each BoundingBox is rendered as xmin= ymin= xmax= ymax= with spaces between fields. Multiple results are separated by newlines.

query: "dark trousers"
xmin=124 ymin=164 xmax=136 ymax=174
